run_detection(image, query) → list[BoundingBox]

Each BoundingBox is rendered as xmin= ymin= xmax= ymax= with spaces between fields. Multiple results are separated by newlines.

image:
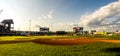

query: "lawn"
xmin=0 ymin=36 xmax=120 ymax=56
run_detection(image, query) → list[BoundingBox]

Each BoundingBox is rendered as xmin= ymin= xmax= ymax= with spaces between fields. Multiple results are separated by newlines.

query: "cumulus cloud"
xmin=39 ymin=10 xmax=53 ymax=19
xmin=79 ymin=0 xmax=120 ymax=31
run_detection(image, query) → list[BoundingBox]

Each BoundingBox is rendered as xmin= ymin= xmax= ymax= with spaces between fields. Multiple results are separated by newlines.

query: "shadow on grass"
xmin=104 ymin=47 xmax=120 ymax=52
xmin=103 ymin=47 xmax=120 ymax=56
xmin=0 ymin=40 xmax=31 ymax=44
xmin=0 ymin=38 xmax=32 ymax=44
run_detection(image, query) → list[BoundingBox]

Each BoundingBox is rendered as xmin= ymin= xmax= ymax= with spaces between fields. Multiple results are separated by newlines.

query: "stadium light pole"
xmin=29 ymin=20 xmax=31 ymax=31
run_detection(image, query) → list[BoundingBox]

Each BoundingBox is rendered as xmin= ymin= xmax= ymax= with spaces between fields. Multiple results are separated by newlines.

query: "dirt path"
xmin=33 ymin=38 xmax=94 ymax=45
xmin=32 ymin=38 xmax=106 ymax=45
xmin=98 ymin=40 xmax=120 ymax=43
xmin=33 ymin=38 xmax=120 ymax=45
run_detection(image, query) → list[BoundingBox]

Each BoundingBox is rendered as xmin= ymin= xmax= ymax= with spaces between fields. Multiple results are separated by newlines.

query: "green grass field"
xmin=0 ymin=36 xmax=120 ymax=56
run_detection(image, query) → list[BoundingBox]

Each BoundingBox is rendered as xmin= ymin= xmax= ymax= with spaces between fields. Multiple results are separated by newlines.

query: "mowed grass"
xmin=0 ymin=36 xmax=120 ymax=56
xmin=1 ymin=42 xmax=120 ymax=56
xmin=0 ymin=36 xmax=73 ymax=41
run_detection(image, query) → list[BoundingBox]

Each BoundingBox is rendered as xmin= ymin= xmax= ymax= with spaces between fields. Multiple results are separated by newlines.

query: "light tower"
xmin=29 ymin=20 xmax=31 ymax=31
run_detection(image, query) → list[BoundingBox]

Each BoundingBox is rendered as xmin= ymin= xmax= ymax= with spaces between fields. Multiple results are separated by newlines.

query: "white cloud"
xmin=39 ymin=10 xmax=53 ymax=19
xmin=79 ymin=0 xmax=120 ymax=31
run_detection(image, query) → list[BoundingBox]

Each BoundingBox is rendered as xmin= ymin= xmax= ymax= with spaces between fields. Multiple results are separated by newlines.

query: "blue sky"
xmin=0 ymin=0 xmax=117 ymax=31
